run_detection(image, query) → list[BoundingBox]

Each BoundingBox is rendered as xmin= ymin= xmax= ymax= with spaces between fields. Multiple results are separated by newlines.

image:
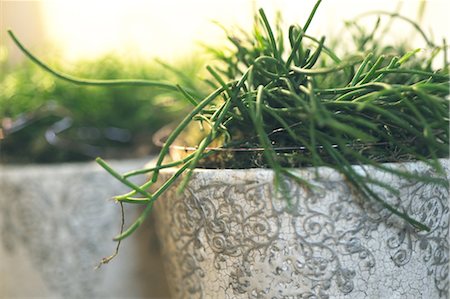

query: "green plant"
xmin=0 ymin=51 xmax=205 ymax=163
xmin=8 ymin=0 xmax=449 ymax=264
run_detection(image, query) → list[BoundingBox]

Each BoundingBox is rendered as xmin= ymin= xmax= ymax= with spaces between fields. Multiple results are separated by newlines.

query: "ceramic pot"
xmin=0 ymin=159 xmax=170 ymax=299
xmin=153 ymin=159 xmax=449 ymax=298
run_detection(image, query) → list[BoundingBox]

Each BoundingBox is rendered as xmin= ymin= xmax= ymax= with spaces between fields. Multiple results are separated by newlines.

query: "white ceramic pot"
xmin=0 ymin=159 xmax=170 ymax=299
xmin=153 ymin=159 xmax=449 ymax=299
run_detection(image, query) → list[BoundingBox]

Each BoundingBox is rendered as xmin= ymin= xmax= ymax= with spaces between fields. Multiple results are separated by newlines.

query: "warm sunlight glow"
xmin=40 ymin=0 xmax=449 ymax=61
xmin=41 ymin=0 xmax=258 ymax=60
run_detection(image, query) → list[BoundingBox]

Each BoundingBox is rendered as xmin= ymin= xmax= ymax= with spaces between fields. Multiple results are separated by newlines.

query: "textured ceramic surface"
xmin=0 ymin=159 xmax=170 ymax=299
xmin=154 ymin=159 xmax=449 ymax=299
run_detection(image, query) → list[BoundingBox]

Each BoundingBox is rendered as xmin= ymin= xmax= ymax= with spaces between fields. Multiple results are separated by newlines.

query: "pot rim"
xmin=152 ymin=124 xmax=402 ymax=153
xmin=152 ymin=158 xmax=449 ymax=175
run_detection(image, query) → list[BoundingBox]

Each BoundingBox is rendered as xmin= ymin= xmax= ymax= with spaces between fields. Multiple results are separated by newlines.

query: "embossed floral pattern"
xmin=0 ymin=161 xmax=145 ymax=298
xmin=154 ymin=160 xmax=449 ymax=299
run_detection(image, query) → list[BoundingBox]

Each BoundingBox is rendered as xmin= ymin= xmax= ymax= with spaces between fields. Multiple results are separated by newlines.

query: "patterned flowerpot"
xmin=0 ymin=159 xmax=170 ymax=299
xmin=153 ymin=159 xmax=449 ymax=299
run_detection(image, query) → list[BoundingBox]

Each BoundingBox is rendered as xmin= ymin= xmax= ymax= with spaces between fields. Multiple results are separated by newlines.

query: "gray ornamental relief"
xmin=0 ymin=165 xmax=120 ymax=298
xmin=0 ymin=160 xmax=161 ymax=299
xmin=153 ymin=160 xmax=449 ymax=299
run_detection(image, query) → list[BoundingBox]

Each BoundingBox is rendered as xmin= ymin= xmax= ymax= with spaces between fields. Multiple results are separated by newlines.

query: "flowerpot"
xmin=0 ymin=159 xmax=170 ymax=298
xmin=153 ymin=159 xmax=449 ymax=298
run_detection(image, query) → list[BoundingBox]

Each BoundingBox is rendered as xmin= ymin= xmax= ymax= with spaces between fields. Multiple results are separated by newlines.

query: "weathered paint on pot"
xmin=154 ymin=159 xmax=449 ymax=299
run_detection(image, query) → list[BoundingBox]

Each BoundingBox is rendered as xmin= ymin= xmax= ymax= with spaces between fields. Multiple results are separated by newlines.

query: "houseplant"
xmin=147 ymin=6 xmax=450 ymax=297
xmin=8 ymin=1 xmax=449 ymax=297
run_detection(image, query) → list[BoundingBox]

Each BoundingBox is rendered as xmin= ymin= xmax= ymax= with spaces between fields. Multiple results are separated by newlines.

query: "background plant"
xmin=0 ymin=51 xmax=205 ymax=163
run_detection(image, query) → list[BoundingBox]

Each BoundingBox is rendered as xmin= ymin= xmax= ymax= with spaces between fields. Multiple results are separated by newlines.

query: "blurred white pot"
xmin=154 ymin=159 xmax=449 ymax=299
xmin=0 ymin=159 xmax=169 ymax=299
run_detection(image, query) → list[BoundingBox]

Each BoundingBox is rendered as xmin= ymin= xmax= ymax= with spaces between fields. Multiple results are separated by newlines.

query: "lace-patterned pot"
xmin=0 ymin=159 xmax=169 ymax=298
xmin=153 ymin=159 xmax=449 ymax=299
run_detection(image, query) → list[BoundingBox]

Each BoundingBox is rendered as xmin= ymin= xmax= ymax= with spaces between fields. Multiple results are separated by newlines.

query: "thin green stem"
xmin=96 ymin=158 xmax=153 ymax=198
xmin=8 ymin=30 xmax=180 ymax=91
xmin=259 ymin=8 xmax=281 ymax=61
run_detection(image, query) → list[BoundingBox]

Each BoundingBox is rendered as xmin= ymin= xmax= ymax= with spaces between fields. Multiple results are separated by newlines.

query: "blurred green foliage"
xmin=0 ymin=50 xmax=205 ymax=163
